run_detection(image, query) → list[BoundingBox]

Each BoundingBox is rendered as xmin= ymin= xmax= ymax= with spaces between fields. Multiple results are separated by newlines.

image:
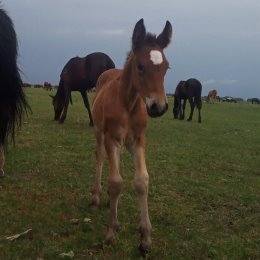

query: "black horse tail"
xmin=0 ymin=9 xmax=31 ymax=145
xmin=196 ymin=85 xmax=202 ymax=110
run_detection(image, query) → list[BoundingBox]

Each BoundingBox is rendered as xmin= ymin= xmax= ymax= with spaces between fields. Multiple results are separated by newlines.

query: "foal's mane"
xmin=124 ymin=33 xmax=158 ymax=66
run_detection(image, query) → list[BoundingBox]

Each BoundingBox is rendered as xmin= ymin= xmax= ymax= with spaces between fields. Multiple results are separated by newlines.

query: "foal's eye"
xmin=137 ymin=63 xmax=145 ymax=73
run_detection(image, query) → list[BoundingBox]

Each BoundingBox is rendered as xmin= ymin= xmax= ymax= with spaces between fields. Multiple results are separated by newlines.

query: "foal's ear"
xmin=132 ymin=18 xmax=146 ymax=52
xmin=156 ymin=21 xmax=172 ymax=49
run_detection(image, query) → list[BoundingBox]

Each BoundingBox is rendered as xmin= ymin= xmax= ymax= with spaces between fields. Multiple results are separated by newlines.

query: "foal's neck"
xmin=121 ymin=52 xmax=140 ymax=112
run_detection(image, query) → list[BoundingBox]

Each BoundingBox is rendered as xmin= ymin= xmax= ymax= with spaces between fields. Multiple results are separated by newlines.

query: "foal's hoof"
xmin=89 ymin=121 xmax=94 ymax=127
xmin=138 ymin=243 xmax=151 ymax=256
xmin=105 ymin=233 xmax=116 ymax=246
xmin=0 ymin=169 xmax=4 ymax=178
xmin=89 ymin=197 xmax=100 ymax=208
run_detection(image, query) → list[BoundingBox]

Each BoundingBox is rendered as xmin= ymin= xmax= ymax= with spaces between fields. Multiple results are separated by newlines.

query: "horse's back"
xmin=60 ymin=53 xmax=115 ymax=90
xmin=186 ymin=78 xmax=202 ymax=97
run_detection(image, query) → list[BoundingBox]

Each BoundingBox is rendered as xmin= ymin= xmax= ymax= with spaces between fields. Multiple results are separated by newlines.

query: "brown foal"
xmin=90 ymin=18 xmax=172 ymax=252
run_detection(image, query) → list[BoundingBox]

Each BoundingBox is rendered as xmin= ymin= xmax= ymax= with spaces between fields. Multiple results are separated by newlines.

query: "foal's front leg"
xmin=104 ymin=135 xmax=123 ymax=245
xmin=90 ymin=131 xmax=105 ymax=206
xmin=0 ymin=145 xmax=5 ymax=177
xmin=128 ymin=137 xmax=152 ymax=253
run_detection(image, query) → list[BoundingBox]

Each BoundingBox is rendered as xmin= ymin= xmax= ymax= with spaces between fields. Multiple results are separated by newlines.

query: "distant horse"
xmin=0 ymin=9 xmax=30 ymax=177
xmin=251 ymin=98 xmax=260 ymax=104
xmin=50 ymin=52 xmax=115 ymax=126
xmin=207 ymin=89 xmax=217 ymax=103
xmin=43 ymin=81 xmax=52 ymax=91
xmin=90 ymin=19 xmax=172 ymax=253
xmin=173 ymin=79 xmax=202 ymax=123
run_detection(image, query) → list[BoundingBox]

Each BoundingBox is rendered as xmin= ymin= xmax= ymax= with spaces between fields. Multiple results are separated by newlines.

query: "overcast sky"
xmin=2 ymin=0 xmax=260 ymax=98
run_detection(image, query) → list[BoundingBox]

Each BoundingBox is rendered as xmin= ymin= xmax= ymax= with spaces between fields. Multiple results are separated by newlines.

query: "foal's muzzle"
xmin=146 ymin=102 xmax=168 ymax=118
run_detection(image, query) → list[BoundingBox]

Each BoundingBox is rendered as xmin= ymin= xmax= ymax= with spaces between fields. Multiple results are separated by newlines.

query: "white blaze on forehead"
xmin=150 ymin=50 xmax=163 ymax=65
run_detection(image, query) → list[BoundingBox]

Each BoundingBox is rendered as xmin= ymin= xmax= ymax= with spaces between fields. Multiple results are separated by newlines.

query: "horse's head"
xmin=131 ymin=19 xmax=172 ymax=117
xmin=50 ymin=95 xmax=63 ymax=121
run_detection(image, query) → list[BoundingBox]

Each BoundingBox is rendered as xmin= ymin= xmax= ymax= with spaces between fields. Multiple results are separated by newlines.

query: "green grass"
xmin=0 ymin=88 xmax=259 ymax=260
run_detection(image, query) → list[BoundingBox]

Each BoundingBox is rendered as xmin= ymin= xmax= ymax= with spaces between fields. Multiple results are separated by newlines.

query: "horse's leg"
xmin=0 ymin=145 xmax=5 ymax=177
xmin=59 ymin=88 xmax=70 ymax=124
xmin=178 ymin=99 xmax=183 ymax=120
xmin=197 ymin=98 xmax=202 ymax=123
xmin=90 ymin=130 xmax=105 ymax=206
xmin=104 ymin=134 xmax=123 ymax=245
xmin=187 ymin=98 xmax=195 ymax=121
xmin=80 ymin=91 xmax=93 ymax=126
xmin=128 ymin=136 xmax=152 ymax=253
xmin=181 ymin=99 xmax=187 ymax=120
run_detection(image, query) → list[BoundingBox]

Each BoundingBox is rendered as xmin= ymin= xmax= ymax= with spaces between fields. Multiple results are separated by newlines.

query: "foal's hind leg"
xmin=128 ymin=137 xmax=152 ymax=253
xmin=80 ymin=91 xmax=93 ymax=126
xmin=104 ymin=135 xmax=123 ymax=245
xmin=90 ymin=131 xmax=105 ymax=207
xmin=0 ymin=145 xmax=5 ymax=177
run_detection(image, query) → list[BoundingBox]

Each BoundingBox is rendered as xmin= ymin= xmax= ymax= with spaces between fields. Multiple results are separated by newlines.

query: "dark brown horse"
xmin=173 ymin=78 xmax=202 ymax=123
xmin=0 ymin=8 xmax=30 ymax=177
xmin=43 ymin=81 xmax=52 ymax=91
xmin=251 ymin=98 xmax=260 ymax=104
xmin=90 ymin=19 xmax=172 ymax=253
xmin=50 ymin=52 xmax=115 ymax=126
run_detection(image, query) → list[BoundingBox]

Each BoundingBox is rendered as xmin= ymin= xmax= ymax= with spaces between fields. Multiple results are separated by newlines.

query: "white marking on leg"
xmin=150 ymin=50 xmax=163 ymax=65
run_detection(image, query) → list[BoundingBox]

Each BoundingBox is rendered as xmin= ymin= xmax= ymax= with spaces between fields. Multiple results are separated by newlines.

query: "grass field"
xmin=0 ymin=88 xmax=259 ymax=260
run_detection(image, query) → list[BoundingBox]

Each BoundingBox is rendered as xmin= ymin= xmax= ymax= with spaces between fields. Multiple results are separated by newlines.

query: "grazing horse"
xmin=50 ymin=52 xmax=115 ymax=126
xmin=173 ymin=79 xmax=202 ymax=123
xmin=90 ymin=19 xmax=172 ymax=253
xmin=43 ymin=81 xmax=52 ymax=91
xmin=0 ymin=9 xmax=30 ymax=177
xmin=207 ymin=89 xmax=217 ymax=103
xmin=251 ymin=98 xmax=260 ymax=104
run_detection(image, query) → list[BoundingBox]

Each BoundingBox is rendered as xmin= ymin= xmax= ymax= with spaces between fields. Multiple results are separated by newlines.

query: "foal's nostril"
xmin=150 ymin=103 xmax=157 ymax=112
xmin=147 ymin=102 xmax=168 ymax=118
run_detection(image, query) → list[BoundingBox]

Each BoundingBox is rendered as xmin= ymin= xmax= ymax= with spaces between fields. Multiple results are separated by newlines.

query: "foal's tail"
xmin=196 ymin=97 xmax=202 ymax=110
xmin=195 ymin=85 xmax=202 ymax=110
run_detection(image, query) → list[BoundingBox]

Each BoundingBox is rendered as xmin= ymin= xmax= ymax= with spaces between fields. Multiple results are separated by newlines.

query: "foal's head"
xmin=130 ymin=19 xmax=172 ymax=117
